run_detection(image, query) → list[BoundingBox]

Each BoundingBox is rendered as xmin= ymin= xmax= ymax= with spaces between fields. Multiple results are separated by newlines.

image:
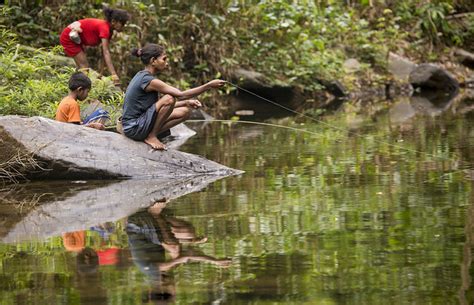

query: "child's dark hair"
xmin=131 ymin=44 xmax=166 ymax=65
xmin=76 ymin=247 xmax=99 ymax=274
xmin=69 ymin=72 xmax=91 ymax=91
xmin=103 ymin=7 xmax=130 ymax=24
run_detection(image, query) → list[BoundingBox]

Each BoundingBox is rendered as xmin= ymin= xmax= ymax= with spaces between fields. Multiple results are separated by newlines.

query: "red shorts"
xmin=59 ymin=27 xmax=83 ymax=57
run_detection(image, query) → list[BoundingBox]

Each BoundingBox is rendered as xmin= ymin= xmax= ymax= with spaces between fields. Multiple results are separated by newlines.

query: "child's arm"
xmin=101 ymin=39 xmax=120 ymax=86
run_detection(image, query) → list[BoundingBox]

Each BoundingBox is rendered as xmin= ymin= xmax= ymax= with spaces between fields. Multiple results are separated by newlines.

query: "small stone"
xmin=235 ymin=110 xmax=255 ymax=116
xmin=388 ymin=52 xmax=417 ymax=81
xmin=343 ymin=58 xmax=361 ymax=73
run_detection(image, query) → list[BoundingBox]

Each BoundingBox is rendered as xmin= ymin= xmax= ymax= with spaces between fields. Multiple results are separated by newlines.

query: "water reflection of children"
xmin=62 ymin=223 xmax=120 ymax=267
xmin=62 ymin=231 xmax=106 ymax=303
xmin=126 ymin=200 xmax=231 ymax=303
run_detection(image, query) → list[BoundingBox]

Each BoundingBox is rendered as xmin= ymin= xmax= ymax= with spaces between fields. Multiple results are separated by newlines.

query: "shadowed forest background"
xmin=1 ymin=2 xmax=474 ymax=305
xmin=1 ymin=0 xmax=473 ymax=118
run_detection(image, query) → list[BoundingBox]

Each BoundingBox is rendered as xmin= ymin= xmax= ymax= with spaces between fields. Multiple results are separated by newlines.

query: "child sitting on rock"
xmin=55 ymin=72 xmax=108 ymax=130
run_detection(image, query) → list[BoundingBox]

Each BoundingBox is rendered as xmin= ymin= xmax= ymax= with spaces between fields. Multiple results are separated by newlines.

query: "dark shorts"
xmin=122 ymin=105 xmax=170 ymax=141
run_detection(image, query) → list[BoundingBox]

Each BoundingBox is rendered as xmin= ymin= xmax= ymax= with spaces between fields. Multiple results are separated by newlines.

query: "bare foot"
xmin=144 ymin=136 xmax=167 ymax=150
xmin=148 ymin=198 xmax=168 ymax=214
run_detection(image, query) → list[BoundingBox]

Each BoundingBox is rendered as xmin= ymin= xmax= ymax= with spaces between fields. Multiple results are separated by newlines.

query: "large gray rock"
xmin=0 ymin=116 xmax=242 ymax=180
xmin=231 ymin=68 xmax=274 ymax=90
xmin=0 ymin=175 xmax=228 ymax=242
xmin=409 ymin=63 xmax=459 ymax=92
xmin=388 ymin=52 xmax=417 ymax=82
xmin=229 ymin=68 xmax=298 ymax=103
xmin=229 ymin=68 xmax=346 ymax=111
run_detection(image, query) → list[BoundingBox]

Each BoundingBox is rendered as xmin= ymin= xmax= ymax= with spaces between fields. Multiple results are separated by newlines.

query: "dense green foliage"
xmin=0 ymin=1 xmax=473 ymax=116
xmin=0 ymin=27 xmax=123 ymax=118
xmin=1 ymin=2 xmax=473 ymax=303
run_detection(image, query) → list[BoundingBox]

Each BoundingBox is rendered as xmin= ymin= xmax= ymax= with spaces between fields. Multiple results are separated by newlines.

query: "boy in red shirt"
xmin=56 ymin=72 xmax=104 ymax=130
xmin=59 ymin=7 xmax=130 ymax=86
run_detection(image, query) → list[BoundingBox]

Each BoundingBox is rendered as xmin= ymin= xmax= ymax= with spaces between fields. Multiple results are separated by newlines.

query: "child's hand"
xmin=111 ymin=74 xmax=121 ymax=87
xmin=186 ymin=99 xmax=202 ymax=109
xmin=86 ymin=122 xmax=105 ymax=130
xmin=207 ymin=79 xmax=226 ymax=88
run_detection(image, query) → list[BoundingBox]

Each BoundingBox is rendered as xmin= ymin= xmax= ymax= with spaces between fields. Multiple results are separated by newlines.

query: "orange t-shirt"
xmin=62 ymin=231 xmax=86 ymax=252
xmin=56 ymin=96 xmax=81 ymax=123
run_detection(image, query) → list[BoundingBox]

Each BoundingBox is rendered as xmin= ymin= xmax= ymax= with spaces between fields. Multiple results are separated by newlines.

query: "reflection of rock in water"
xmin=389 ymin=98 xmax=417 ymax=124
xmin=454 ymin=90 xmax=474 ymax=116
xmin=390 ymin=89 xmax=458 ymax=125
xmin=0 ymin=175 xmax=229 ymax=243
xmin=411 ymin=87 xmax=458 ymax=114
xmin=233 ymin=125 xmax=265 ymax=141
xmin=410 ymin=96 xmax=447 ymax=117
xmin=225 ymin=95 xmax=297 ymax=120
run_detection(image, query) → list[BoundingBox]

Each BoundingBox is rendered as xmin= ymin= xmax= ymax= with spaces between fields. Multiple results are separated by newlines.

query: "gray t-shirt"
xmin=122 ymin=70 xmax=159 ymax=121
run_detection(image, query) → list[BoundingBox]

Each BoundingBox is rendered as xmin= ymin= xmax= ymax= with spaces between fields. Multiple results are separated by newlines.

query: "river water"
xmin=1 ymin=93 xmax=474 ymax=304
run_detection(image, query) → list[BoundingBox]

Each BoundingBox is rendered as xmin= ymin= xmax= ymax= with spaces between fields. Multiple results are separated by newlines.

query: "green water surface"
xmin=1 ymin=95 xmax=474 ymax=305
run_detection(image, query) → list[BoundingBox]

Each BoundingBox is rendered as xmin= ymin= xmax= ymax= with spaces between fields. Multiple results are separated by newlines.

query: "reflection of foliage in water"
xmin=172 ymin=98 xmax=473 ymax=303
xmin=0 ymin=98 xmax=473 ymax=303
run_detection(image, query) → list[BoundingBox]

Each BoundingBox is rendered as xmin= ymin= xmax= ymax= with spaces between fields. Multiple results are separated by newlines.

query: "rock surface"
xmin=229 ymin=68 xmax=346 ymax=112
xmin=231 ymin=68 xmax=275 ymax=90
xmin=0 ymin=116 xmax=242 ymax=180
xmin=409 ymin=63 xmax=459 ymax=92
xmin=230 ymin=68 xmax=299 ymax=105
xmin=388 ymin=52 xmax=418 ymax=82
xmin=343 ymin=58 xmax=361 ymax=73
xmin=319 ymin=79 xmax=348 ymax=98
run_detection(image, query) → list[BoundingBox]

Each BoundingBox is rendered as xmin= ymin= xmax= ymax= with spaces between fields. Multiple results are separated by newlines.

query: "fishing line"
xmin=226 ymin=81 xmax=350 ymax=133
xmin=189 ymin=119 xmax=467 ymax=184
xmin=224 ymin=81 xmax=464 ymax=166
xmin=187 ymin=119 xmax=324 ymax=137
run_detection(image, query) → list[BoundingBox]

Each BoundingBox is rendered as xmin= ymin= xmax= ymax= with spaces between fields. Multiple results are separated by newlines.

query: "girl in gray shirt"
xmin=122 ymin=44 xmax=225 ymax=150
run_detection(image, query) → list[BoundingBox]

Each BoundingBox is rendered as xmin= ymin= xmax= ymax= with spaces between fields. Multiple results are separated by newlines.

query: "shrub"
xmin=0 ymin=28 xmax=123 ymax=119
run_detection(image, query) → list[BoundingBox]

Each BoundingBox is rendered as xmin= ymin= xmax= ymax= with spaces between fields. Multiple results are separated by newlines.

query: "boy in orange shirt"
xmin=55 ymin=72 xmax=105 ymax=130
